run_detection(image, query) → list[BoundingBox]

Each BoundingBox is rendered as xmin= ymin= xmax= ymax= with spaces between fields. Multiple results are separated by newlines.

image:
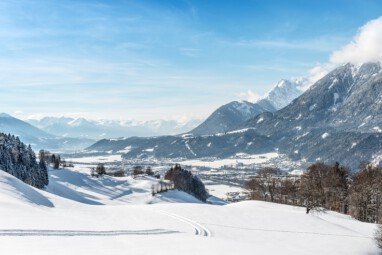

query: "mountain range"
xmin=0 ymin=114 xmax=202 ymax=152
xmin=19 ymin=78 xmax=303 ymax=143
xmin=87 ymin=62 xmax=382 ymax=169
xmin=188 ymin=78 xmax=306 ymax=136
xmin=0 ymin=113 xmax=94 ymax=152
xmin=28 ymin=117 xmax=202 ymax=140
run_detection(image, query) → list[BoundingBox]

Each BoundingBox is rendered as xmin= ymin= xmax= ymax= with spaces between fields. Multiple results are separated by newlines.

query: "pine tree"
xmin=39 ymin=159 xmax=49 ymax=188
xmin=96 ymin=163 xmax=106 ymax=176
xmin=0 ymin=133 xmax=48 ymax=189
xmin=164 ymin=164 xmax=208 ymax=201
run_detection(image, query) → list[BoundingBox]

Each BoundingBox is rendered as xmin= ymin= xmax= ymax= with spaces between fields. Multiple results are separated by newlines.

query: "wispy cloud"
xmin=178 ymin=47 xmax=200 ymax=58
xmin=231 ymin=36 xmax=346 ymax=52
xmin=0 ymin=1 xmax=380 ymax=121
xmin=238 ymin=90 xmax=262 ymax=103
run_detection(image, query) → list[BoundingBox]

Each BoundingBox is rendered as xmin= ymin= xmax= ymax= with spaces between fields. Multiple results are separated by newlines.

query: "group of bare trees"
xmin=245 ymin=162 xmax=382 ymax=223
xmin=350 ymin=163 xmax=382 ymax=223
xmin=245 ymin=167 xmax=299 ymax=204
xmin=90 ymin=164 xmax=159 ymax=178
xmin=151 ymin=180 xmax=175 ymax=196
xmin=300 ymin=162 xmax=349 ymax=214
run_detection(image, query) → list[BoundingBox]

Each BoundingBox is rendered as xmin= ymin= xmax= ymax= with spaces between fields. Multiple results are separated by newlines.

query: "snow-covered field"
xmin=180 ymin=152 xmax=279 ymax=168
xmin=69 ymin=154 xmax=123 ymax=164
xmin=0 ymin=165 xmax=379 ymax=255
xmin=205 ymin=181 xmax=245 ymax=200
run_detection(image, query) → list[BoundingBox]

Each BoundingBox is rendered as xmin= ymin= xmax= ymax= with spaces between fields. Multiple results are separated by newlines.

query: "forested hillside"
xmin=0 ymin=133 xmax=48 ymax=188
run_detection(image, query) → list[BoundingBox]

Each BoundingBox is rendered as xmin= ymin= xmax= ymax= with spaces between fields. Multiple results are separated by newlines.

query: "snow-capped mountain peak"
xmin=68 ymin=118 xmax=91 ymax=127
xmin=260 ymin=78 xmax=308 ymax=110
xmin=27 ymin=116 xmax=202 ymax=139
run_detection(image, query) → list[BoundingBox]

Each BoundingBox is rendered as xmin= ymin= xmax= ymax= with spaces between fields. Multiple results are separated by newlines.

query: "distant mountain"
xmin=259 ymin=78 xmax=307 ymax=110
xmin=86 ymin=62 xmax=382 ymax=169
xmin=28 ymin=117 xmax=201 ymax=139
xmin=243 ymin=62 xmax=382 ymax=168
xmin=189 ymin=101 xmax=276 ymax=136
xmin=0 ymin=113 xmax=54 ymax=140
xmin=37 ymin=79 xmax=303 ymax=141
xmin=246 ymin=62 xmax=382 ymax=134
xmin=0 ymin=114 xmax=94 ymax=152
xmin=86 ymin=130 xmax=275 ymax=158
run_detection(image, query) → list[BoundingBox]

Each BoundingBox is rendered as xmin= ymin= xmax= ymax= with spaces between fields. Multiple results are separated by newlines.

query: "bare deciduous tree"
xmin=245 ymin=167 xmax=282 ymax=202
xmin=349 ymin=163 xmax=382 ymax=223
xmin=375 ymin=224 xmax=382 ymax=249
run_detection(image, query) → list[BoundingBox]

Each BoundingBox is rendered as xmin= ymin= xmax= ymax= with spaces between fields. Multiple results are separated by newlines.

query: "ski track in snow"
xmin=156 ymin=210 xmax=211 ymax=237
xmin=0 ymin=229 xmax=179 ymax=237
xmin=199 ymin=223 xmax=371 ymax=239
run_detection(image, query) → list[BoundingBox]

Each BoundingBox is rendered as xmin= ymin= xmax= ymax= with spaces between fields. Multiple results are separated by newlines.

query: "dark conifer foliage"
xmin=0 ymin=133 xmax=48 ymax=189
xmin=165 ymin=164 xmax=208 ymax=202
xmin=95 ymin=163 xmax=106 ymax=176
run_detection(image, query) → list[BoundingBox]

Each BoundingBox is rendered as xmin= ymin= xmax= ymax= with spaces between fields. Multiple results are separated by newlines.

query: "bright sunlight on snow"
xmin=0 ymin=163 xmax=378 ymax=255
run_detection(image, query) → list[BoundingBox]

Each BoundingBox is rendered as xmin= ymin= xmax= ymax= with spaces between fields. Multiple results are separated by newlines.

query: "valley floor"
xmin=0 ymin=165 xmax=378 ymax=255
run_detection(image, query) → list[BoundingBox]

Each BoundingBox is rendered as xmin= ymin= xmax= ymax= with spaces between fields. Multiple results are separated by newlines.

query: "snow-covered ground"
xmin=205 ymin=181 xmax=245 ymax=200
xmin=0 ymin=166 xmax=378 ymax=255
xmin=180 ymin=152 xmax=279 ymax=168
xmin=69 ymin=154 xmax=122 ymax=164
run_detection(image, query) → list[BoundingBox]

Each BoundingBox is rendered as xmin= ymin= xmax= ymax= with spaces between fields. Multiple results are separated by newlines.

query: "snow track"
xmin=156 ymin=210 xmax=211 ymax=237
xmin=0 ymin=229 xmax=178 ymax=236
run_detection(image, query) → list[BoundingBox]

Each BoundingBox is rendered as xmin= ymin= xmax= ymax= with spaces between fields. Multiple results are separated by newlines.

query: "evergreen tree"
xmin=96 ymin=163 xmax=106 ymax=176
xmin=39 ymin=159 xmax=49 ymax=187
xmin=165 ymin=164 xmax=208 ymax=202
xmin=0 ymin=133 xmax=48 ymax=189
xmin=53 ymin=155 xmax=60 ymax=169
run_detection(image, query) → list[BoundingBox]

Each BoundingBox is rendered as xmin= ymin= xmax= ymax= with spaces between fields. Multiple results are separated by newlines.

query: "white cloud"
xmin=298 ymin=16 xmax=382 ymax=91
xmin=305 ymin=63 xmax=334 ymax=87
xmin=330 ymin=16 xmax=382 ymax=65
xmin=239 ymin=90 xmax=261 ymax=103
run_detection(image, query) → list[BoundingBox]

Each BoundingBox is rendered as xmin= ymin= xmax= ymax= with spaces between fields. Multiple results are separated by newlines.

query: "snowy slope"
xmin=0 ymin=113 xmax=54 ymax=139
xmin=189 ymin=100 xmax=276 ymax=135
xmin=0 ymin=168 xmax=378 ymax=255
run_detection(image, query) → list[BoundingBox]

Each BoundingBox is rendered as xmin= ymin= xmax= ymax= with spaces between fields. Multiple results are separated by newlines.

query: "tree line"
xmin=90 ymin=164 xmax=159 ymax=178
xmin=0 ymin=133 xmax=48 ymax=189
xmin=245 ymin=162 xmax=382 ymax=223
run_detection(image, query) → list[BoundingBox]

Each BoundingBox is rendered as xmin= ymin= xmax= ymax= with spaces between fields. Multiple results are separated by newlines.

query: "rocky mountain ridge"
xmin=86 ymin=62 xmax=382 ymax=169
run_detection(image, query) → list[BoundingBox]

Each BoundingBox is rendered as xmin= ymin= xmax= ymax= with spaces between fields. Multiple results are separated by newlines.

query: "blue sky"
xmin=1 ymin=0 xmax=382 ymax=121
